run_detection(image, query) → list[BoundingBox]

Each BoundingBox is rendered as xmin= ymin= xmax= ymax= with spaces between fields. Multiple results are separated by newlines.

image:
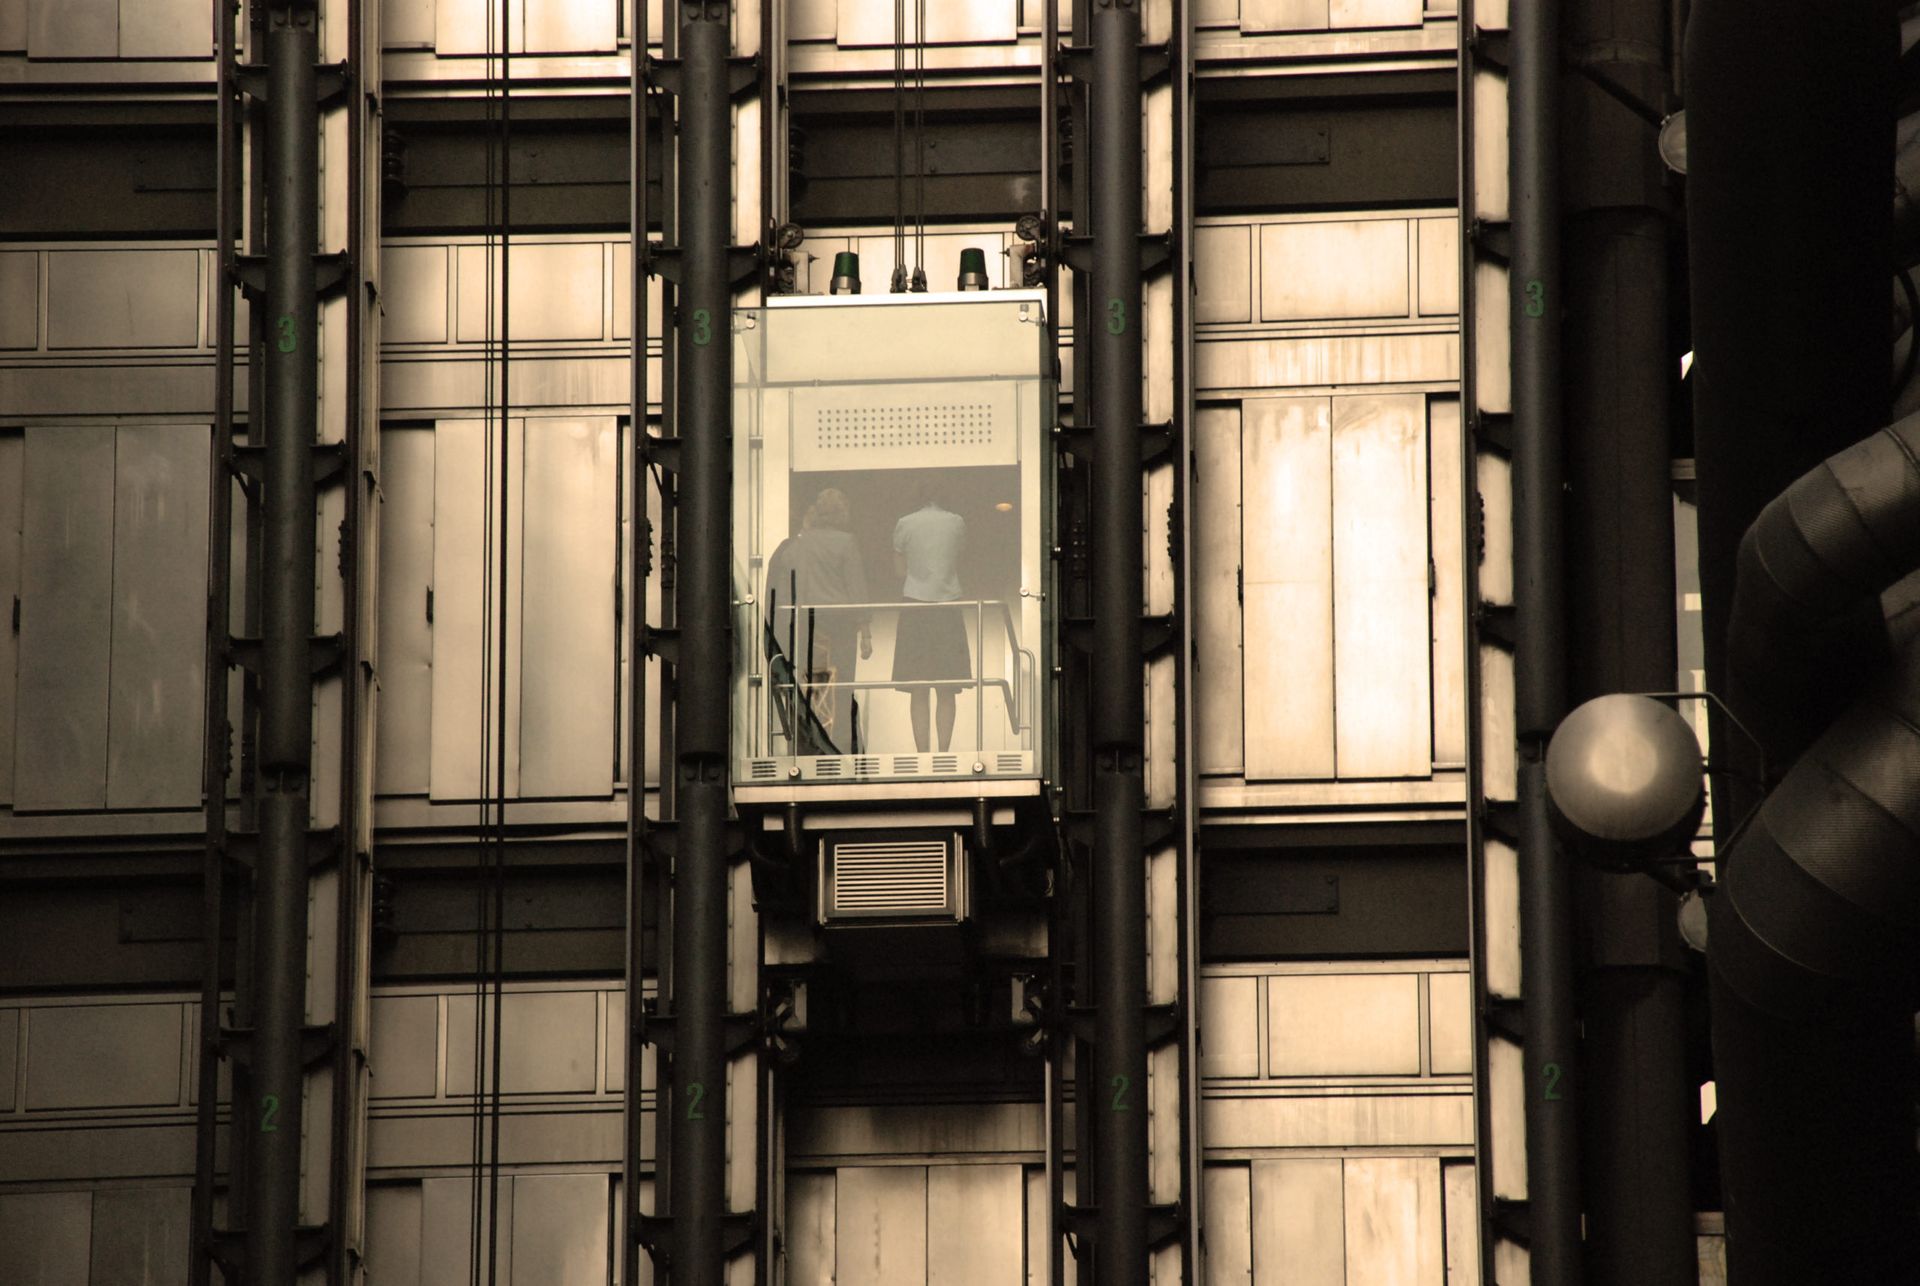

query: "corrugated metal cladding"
xmin=0 ymin=2 xmax=1516 ymax=1284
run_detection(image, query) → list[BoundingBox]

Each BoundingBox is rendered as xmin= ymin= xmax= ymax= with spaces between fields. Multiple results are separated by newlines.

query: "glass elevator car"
xmin=731 ymin=286 xmax=1055 ymax=953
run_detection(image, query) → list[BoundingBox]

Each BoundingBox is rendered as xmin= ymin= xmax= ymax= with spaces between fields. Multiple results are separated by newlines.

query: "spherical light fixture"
xmin=1545 ymin=693 xmax=1706 ymax=873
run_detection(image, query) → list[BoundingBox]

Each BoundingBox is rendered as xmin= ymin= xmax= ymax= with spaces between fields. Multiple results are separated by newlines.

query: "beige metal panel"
xmin=1194 ymin=406 xmax=1244 ymax=775
xmin=381 ymin=0 xmax=434 ymax=45
xmin=15 ymin=426 xmax=116 ymax=811
xmin=1344 ymin=1157 xmax=1444 ymax=1286
xmin=27 ymin=0 xmax=114 ymax=56
xmin=1477 ymin=0 xmax=1508 ymax=29
xmin=928 ymin=1165 xmax=1022 ymax=1285
xmin=520 ymin=418 xmax=617 ymax=798
xmin=1429 ymin=399 xmax=1466 ymax=768
xmin=369 ymin=994 xmax=439 ymax=1099
xmin=1476 ymin=451 xmax=1512 ymax=605
xmin=1195 ymin=225 xmax=1252 ymax=325
xmin=787 ymin=1102 xmax=1044 ymax=1162
xmin=1195 ymin=333 xmax=1459 ymax=395
xmin=1492 ymin=1240 xmax=1529 ymax=1286
xmin=512 ymin=1174 xmax=610 ymax=1286
xmin=1472 ymin=261 xmax=1511 ymax=414
xmin=0 ymin=1190 xmax=91 ymax=1286
xmin=106 ymin=424 xmax=210 ymax=810
xmin=1428 ymin=971 xmax=1473 ymax=1075
xmin=1241 ymin=0 xmax=1329 ymax=32
xmin=436 ymin=0 xmax=523 ymax=54
xmin=89 ymin=1186 xmax=190 ymax=1286
xmin=382 ymin=246 xmax=450 ymax=343
xmin=0 ymin=0 xmax=23 ymax=51
xmin=366 ymin=1183 xmax=424 ymax=1286
xmin=446 ymin=990 xmax=596 ymax=1096
xmin=789 ymin=0 xmax=837 ymax=39
xmin=1442 ymin=1161 xmax=1481 ymax=1286
xmin=0 ymin=1008 xmax=17 ymax=1105
xmin=524 ymin=0 xmax=614 ymax=52
xmin=1260 ymin=220 xmax=1409 ymax=322
xmin=1252 ymin=1159 xmax=1343 ymax=1286
xmin=46 ymin=251 xmax=199 ymax=349
xmin=1488 ymin=1036 xmax=1528 ymax=1199
xmin=455 ymin=242 xmax=604 ymax=342
xmin=1199 ymin=974 xmax=1259 ymax=1078
xmin=835 ymin=1166 xmax=927 ymax=1286
xmin=0 ymin=434 xmax=19 ymax=804
xmin=1483 ymin=836 xmax=1521 ymax=997
xmin=0 ymin=252 xmax=37 ymax=349
xmin=1472 ymin=70 xmax=1510 ymax=222
xmin=1416 ymin=219 xmax=1460 ymax=317
xmin=1332 ymin=394 xmax=1431 ymax=778
xmin=1330 ymin=0 xmax=1422 ymax=29
xmin=1268 ymin=973 xmax=1420 ymax=1075
xmin=1241 ymin=397 xmax=1334 ymax=780
xmin=119 ymin=0 xmax=206 ymax=57
xmin=836 ymin=0 xmax=1016 ymax=46
xmin=25 ymin=1003 xmax=181 ymax=1109
xmin=787 ymin=1172 xmax=836 ymax=1286
xmin=727 ymin=1048 xmax=757 ymax=1213
xmin=376 ymin=427 xmax=435 ymax=795
xmin=421 ymin=1176 xmax=513 ymax=1286
xmin=1479 ymin=644 xmax=1516 ymax=801
xmin=428 ymin=418 xmax=522 ymax=801
xmin=1203 ymin=1165 xmax=1252 ymax=1286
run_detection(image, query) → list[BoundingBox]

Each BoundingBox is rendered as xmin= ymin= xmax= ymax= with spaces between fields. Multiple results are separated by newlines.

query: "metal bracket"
xmin=225 ymin=824 xmax=344 ymax=874
xmin=633 ymin=1210 xmax=755 ymax=1261
xmin=1053 ymin=42 xmax=1169 ymax=85
xmin=1063 ymin=613 xmax=1172 ymax=655
xmin=230 ymin=254 xmax=354 ymax=304
xmin=225 ymin=631 xmax=347 ymax=680
xmin=1467 ymin=28 xmax=1510 ymax=72
xmin=1468 ymin=218 xmax=1512 ymax=267
xmin=1484 ymin=995 xmax=1526 ymax=1043
xmin=1483 ymin=798 xmax=1521 ymax=847
xmin=644 ymin=436 xmax=682 ymax=473
xmin=230 ymin=59 xmax=349 ymax=106
xmin=1476 ymin=602 xmax=1516 ymax=649
xmin=1059 ymin=232 xmax=1171 ymax=276
xmin=639 ymin=818 xmax=748 ymax=865
xmin=642 ymin=625 xmax=680 ymax=664
xmin=1491 ymin=1195 xmax=1531 ymax=1244
xmin=645 ymin=245 xmax=762 ymax=288
xmin=231 ymin=440 xmax=347 ymax=489
xmin=635 ymin=1008 xmax=760 ymax=1059
xmin=1472 ymin=410 xmax=1513 ymax=454
xmin=216 ymin=1020 xmax=337 ymax=1071
xmin=1054 ymin=421 xmax=1174 ymax=464
xmin=205 ymin=1226 xmax=331 ymax=1280
xmin=644 ymin=53 xmax=759 ymax=100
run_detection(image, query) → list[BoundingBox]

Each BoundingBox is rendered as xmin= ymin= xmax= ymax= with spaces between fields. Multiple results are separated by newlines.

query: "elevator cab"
xmin=731 ymin=286 xmax=1056 ymax=980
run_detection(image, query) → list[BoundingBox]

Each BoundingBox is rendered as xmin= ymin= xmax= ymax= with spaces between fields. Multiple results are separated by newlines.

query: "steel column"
xmin=249 ymin=2 xmax=321 ymax=1282
xmin=1509 ymin=0 xmax=1583 ymax=1277
xmin=668 ymin=5 xmax=733 ymax=1283
xmin=1089 ymin=0 xmax=1148 ymax=1280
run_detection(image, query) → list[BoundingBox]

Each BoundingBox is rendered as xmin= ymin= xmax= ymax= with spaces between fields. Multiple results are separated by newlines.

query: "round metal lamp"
xmin=1545 ymin=693 xmax=1706 ymax=873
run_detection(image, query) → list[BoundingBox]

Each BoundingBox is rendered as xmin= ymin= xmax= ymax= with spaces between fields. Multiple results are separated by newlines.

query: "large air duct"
xmin=1684 ymin=2 xmax=1904 ymax=1277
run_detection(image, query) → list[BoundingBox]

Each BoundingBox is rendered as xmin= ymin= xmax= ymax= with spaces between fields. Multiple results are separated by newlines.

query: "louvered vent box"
xmin=820 ymin=832 xmax=968 ymax=923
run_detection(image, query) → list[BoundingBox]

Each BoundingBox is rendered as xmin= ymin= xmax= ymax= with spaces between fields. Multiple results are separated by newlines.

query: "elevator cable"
xmin=912 ymin=0 xmax=927 ymax=291
xmin=892 ymin=0 xmax=908 ymax=291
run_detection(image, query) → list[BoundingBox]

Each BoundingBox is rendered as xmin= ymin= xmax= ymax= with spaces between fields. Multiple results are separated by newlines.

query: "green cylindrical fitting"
xmin=829 ymin=251 xmax=861 ymax=295
xmin=957 ymin=247 xmax=990 ymax=292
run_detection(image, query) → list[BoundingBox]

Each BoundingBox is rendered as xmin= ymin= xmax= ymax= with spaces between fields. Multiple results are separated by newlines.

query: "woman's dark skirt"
xmin=891 ymin=602 xmax=972 ymax=693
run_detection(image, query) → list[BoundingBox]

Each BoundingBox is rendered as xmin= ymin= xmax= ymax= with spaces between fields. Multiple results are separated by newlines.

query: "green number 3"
xmin=1106 ymin=298 xmax=1127 ymax=335
xmin=1522 ymin=279 xmax=1546 ymax=319
xmin=276 ymin=314 xmax=297 ymax=353
xmin=691 ymin=308 xmax=713 ymax=347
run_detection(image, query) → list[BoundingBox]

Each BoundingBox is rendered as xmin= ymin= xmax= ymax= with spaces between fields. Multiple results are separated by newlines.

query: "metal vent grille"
xmin=750 ymin=759 xmax=779 ymax=780
xmin=829 ymin=838 xmax=952 ymax=916
xmin=996 ymin=753 xmax=1025 ymax=773
xmin=892 ymin=756 xmax=919 ymax=774
xmin=815 ymin=403 xmax=995 ymax=452
xmin=932 ymin=754 xmax=959 ymax=774
xmin=854 ymin=756 xmax=881 ymax=776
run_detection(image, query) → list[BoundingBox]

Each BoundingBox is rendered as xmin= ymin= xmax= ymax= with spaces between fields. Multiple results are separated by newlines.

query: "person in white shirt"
xmin=890 ymin=483 xmax=970 ymax=752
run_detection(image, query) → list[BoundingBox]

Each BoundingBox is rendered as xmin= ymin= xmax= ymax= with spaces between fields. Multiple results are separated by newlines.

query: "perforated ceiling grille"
xmin=814 ymin=403 xmax=996 ymax=452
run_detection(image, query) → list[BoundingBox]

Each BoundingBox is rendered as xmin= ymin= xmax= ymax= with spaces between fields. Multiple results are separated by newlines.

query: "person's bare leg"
xmin=909 ymin=688 xmax=932 ymax=752
xmin=935 ymin=689 xmax=958 ymax=751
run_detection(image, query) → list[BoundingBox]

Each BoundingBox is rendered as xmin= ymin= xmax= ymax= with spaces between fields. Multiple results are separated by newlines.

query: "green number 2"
xmin=691 ymin=308 xmax=713 ymax=347
xmin=1106 ymin=298 xmax=1127 ymax=335
xmin=1542 ymin=1062 xmax=1563 ymax=1102
xmin=686 ymin=1081 xmax=706 ymax=1120
xmin=1522 ymin=279 xmax=1546 ymax=319
xmin=260 ymin=1094 xmax=280 ymax=1133
xmin=1110 ymin=1073 xmax=1130 ymax=1112
xmin=276 ymin=314 xmax=297 ymax=353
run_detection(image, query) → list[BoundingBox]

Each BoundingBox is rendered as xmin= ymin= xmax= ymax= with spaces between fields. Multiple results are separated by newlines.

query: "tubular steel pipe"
xmin=1509 ymin=0 xmax=1584 ymax=1276
xmin=1561 ymin=0 xmax=1694 ymax=1277
xmin=248 ymin=2 xmax=321 ymax=1283
xmin=669 ymin=6 xmax=733 ymax=1284
xmin=1685 ymin=2 xmax=1901 ymax=1280
xmin=1089 ymin=0 xmax=1148 ymax=1280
